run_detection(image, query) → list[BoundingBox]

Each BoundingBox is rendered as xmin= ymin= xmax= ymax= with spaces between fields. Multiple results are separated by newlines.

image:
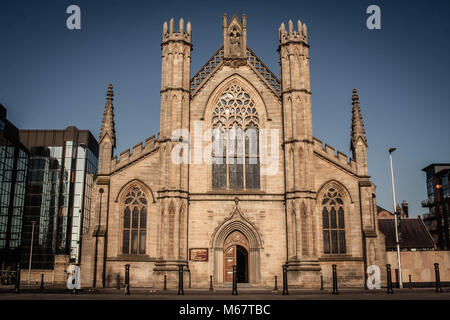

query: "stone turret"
xmin=350 ymin=88 xmax=368 ymax=177
xmin=156 ymin=17 xmax=191 ymax=284
xmin=279 ymin=18 xmax=320 ymax=286
xmin=160 ymin=17 xmax=192 ymax=140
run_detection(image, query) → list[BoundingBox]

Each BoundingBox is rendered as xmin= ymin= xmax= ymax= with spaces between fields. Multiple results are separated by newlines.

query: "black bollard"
xmin=320 ymin=275 xmax=324 ymax=291
xmin=116 ymin=274 xmax=120 ymax=290
xmin=40 ymin=274 xmax=44 ymax=290
xmin=282 ymin=264 xmax=288 ymax=295
xmin=332 ymin=264 xmax=339 ymax=295
xmin=178 ymin=265 xmax=184 ymax=295
xmin=124 ymin=264 xmax=130 ymax=295
xmin=163 ymin=274 xmax=168 ymax=291
xmin=209 ymin=275 xmax=213 ymax=291
xmin=386 ymin=264 xmax=393 ymax=294
xmin=434 ymin=263 xmax=443 ymax=293
xmin=14 ymin=263 xmax=20 ymax=294
xmin=273 ymin=275 xmax=278 ymax=292
xmin=408 ymin=274 xmax=412 ymax=289
xmin=232 ymin=265 xmax=238 ymax=295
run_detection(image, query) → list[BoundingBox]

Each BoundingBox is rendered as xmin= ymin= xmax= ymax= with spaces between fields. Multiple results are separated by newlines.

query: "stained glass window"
xmin=322 ymin=188 xmax=346 ymax=254
xmin=122 ymin=187 xmax=147 ymax=254
xmin=211 ymin=84 xmax=260 ymax=190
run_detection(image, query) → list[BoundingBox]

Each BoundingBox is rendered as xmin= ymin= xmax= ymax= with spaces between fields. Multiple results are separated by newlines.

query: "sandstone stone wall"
xmin=386 ymin=250 xmax=450 ymax=284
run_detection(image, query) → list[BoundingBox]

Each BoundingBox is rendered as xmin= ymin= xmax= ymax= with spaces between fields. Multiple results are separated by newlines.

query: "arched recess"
xmin=114 ymin=179 xmax=156 ymax=204
xmin=204 ymin=74 xmax=270 ymax=192
xmin=210 ymin=203 xmax=263 ymax=286
xmin=297 ymin=146 xmax=305 ymax=190
xmin=115 ymin=180 xmax=154 ymax=256
xmin=316 ymin=180 xmax=353 ymax=256
xmin=368 ymin=239 xmax=377 ymax=265
xmin=287 ymin=201 xmax=297 ymax=259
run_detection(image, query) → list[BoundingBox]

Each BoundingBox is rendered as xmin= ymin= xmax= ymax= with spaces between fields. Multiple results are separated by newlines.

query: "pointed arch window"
xmin=322 ymin=188 xmax=346 ymax=254
xmin=122 ymin=187 xmax=147 ymax=254
xmin=212 ymin=84 xmax=260 ymax=190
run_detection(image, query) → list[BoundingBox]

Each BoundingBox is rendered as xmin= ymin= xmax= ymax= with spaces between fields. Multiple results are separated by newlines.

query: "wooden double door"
xmin=224 ymin=231 xmax=249 ymax=283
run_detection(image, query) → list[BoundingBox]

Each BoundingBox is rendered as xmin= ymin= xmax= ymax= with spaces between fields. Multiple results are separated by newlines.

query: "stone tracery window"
xmin=212 ymin=84 xmax=260 ymax=190
xmin=122 ymin=187 xmax=147 ymax=254
xmin=322 ymin=188 xmax=346 ymax=254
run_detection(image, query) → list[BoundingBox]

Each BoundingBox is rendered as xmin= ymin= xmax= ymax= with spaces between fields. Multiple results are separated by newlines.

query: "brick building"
xmin=422 ymin=164 xmax=450 ymax=250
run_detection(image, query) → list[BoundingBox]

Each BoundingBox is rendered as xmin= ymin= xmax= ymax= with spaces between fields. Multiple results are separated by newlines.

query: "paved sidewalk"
xmin=1 ymin=285 xmax=449 ymax=300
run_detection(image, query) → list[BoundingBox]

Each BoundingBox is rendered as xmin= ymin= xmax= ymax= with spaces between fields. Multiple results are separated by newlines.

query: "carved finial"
xmin=106 ymin=83 xmax=113 ymax=100
xmin=223 ymin=13 xmax=228 ymax=27
xmin=179 ymin=17 xmax=184 ymax=33
xmin=288 ymin=20 xmax=293 ymax=33
xmin=242 ymin=14 xmax=247 ymax=27
xmin=187 ymin=21 xmax=191 ymax=35
xmin=297 ymin=20 xmax=302 ymax=33
xmin=279 ymin=22 xmax=286 ymax=42
xmin=302 ymin=23 xmax=307 ymax=38
xmin=163 ymin=21 xmax=168 ymax=35
xmin=234 ymin=197 xmax=239 ymax=206
xmin=169 ymin=18 xmax=174 ymax=34
xmin=352 ymin=88 xmax=359 ymax=102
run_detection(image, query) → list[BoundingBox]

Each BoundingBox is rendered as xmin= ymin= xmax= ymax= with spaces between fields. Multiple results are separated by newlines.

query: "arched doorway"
xmin=211 ymin=204 xmax=262 ymax=286
xmin=223 ymin=231 xmax=249 ymax=283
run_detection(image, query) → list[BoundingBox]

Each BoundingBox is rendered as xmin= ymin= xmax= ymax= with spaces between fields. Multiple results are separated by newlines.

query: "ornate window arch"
xmin=322 ymin=187 xmax=346 ymax=254
xmin=211 ymin=84 xmax=260 ymax=190
xmin=122 ymin=186 xmax=147 ymax=255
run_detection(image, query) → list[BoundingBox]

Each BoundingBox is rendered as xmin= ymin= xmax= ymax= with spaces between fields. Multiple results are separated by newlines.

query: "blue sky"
xmin=1 ymin=0 xmax=449 ymax=217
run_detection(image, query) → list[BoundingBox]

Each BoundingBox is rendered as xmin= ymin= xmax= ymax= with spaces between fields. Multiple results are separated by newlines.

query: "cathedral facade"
xmin=80 ymin=14 xmax=386 ymax=289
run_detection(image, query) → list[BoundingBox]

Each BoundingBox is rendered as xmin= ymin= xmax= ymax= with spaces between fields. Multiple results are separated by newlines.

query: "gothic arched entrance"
xmin=211 ymin=201 xmax=262 ymax=286
xmin=223 ymin=231 xmax=249 ymax=283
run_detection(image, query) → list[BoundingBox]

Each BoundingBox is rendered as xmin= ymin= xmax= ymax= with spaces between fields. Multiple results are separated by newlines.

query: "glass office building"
xmin=0 ymin=105 xmax=28 ymax=269
xmin=19 ymin=127 xmax=98 ymax=268
xmin=422 ymin=164 xmax=450 ymax=250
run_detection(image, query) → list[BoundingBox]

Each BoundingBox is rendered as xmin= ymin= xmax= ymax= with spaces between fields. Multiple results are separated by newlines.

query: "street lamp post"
xmin=28 ymin=221 xmax=37 ymax=284
xmin=389 ymin=148 xmax=403 ymax=289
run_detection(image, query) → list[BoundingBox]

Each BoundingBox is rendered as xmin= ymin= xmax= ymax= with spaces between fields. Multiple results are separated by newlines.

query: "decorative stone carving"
xmin=223 ymin=13 xmax=247 ymax=59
